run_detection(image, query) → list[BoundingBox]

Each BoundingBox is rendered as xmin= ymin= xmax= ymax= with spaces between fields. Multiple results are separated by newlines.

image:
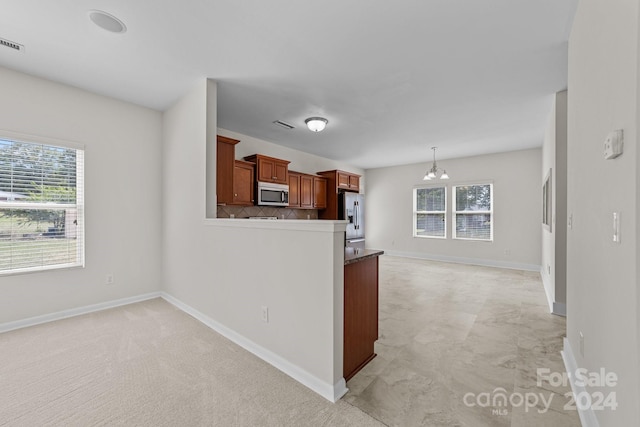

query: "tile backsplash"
xmin=217 ymin=205 xmax=319 ymax=220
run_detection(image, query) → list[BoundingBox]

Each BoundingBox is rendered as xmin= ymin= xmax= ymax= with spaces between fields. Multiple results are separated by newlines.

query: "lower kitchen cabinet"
xmin=344 ymin=254 xmax=379 ymax=381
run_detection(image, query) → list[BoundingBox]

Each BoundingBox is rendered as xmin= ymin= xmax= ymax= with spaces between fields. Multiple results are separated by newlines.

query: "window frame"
xmin=452 ymin=183 xmax=493 ymax=242
xmin=413 ymin=185 xmax=447 ymax=239
xmin=0 ymin=131 xmax=85 ymax=276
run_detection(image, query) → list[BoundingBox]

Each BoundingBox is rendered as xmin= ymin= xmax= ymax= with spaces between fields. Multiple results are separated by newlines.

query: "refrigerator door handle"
xmin=353 ymin=201 xmax=357 ymax=230
xmin=355 ymin=201 xmax=359 ymax=230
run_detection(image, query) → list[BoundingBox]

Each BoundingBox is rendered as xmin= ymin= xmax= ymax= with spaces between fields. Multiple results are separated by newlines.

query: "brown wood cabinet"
xmin=288 ymin=172 xmax=301 ymax=207
xmin=338 ymin=172 xmax=360 ymax=192
xmin=217 ymin=135 xmax=240 ymax=205
xmin=313 ymin=176 xmax=327 ymax=209
xmin=287 ymin=172 xmax=327 ymax=210
xmin=216 ymin=135 xmax=254 ymax=206
xmin=344 ymin=256 xmax=379 ymax=381
xmin=233 ymin=160 xmax=255 ymax=205
xmin=317 ymin=169 xmax=362 ymax=219
xmin=300 ymin=174 xmax=313 ymax=208
xmin=244 ymin=154 xmax=290 ymax=185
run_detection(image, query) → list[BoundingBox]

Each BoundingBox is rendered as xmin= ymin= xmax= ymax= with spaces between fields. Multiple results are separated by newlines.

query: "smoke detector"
xmin=89 ymin=10 xmax=127 ymax=34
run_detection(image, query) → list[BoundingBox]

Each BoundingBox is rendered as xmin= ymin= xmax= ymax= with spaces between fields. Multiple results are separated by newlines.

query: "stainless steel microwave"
xmin=257 ymin=182 xmax=289 ymax=206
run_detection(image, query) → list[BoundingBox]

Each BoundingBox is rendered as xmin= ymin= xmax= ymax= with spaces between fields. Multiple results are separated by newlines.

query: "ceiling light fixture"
xmin=89 ymin=10 xmax=127 ymax=34
xmin=423 ymin=147 xmax=449 ymax=180
xmin=305 ymin=117 xmax=328 ymax=132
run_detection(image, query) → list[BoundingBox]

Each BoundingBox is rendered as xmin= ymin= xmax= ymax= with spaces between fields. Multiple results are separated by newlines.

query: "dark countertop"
xmin=344 ymin=247 xmax=384 ymax=265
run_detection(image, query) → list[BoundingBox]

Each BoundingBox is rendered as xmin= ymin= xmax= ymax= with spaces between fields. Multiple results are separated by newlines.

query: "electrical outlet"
xmin=579 ymin=332 xmax=584 ymax=357
xmin=105 ymin=274 xmax=114 ymax=285
xmin=261 ymin=306 xmax=269 ymax=323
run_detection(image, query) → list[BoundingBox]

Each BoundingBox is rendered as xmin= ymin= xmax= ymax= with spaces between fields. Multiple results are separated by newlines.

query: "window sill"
xmin=0 ymin=262 xmax=85 ymax=277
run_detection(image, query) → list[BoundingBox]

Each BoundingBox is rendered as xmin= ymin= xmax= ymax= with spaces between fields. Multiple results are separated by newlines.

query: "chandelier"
xmin=423 ymin=147 xmax=449 ymax=180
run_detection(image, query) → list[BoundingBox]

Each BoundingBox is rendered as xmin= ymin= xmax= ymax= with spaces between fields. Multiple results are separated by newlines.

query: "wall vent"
xmin=0 ymin=37 xmax=24 ymax=53
xmin=273 ymin=120 xmax=295 ymax=130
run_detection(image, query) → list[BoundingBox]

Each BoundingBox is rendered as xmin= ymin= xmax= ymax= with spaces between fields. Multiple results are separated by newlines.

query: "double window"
xmin=413 ymin=183 xmax=493 ymax=241
xmin=0 ymin=136 xmax=84 ymax=274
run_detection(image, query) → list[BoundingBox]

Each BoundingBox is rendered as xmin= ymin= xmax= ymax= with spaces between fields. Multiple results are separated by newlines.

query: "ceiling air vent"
xmin=273 ymin=120 xmax=295 ymax=130
xmin=0 ymin=37 xmax=24 ymax=53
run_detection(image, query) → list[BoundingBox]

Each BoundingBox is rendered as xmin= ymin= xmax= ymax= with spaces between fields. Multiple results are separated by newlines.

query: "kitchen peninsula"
xmin=203 ymin=217 xmax=382 ymax=401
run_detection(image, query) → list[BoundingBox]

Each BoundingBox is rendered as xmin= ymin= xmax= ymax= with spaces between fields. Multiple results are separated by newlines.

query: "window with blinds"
xmin=0 ymin=137 xmax=84 ymax=274
xmin=453 ymin=183 xmax=492 ymax=241
xmin=413 ymin=186 xmax=446 ymax=238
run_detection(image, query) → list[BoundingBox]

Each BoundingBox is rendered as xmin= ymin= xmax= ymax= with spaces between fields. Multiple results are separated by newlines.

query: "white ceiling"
xmin=0 ymin=0 xmax=578 ymax=169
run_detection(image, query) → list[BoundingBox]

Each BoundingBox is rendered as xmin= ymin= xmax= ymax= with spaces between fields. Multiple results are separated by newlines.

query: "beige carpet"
xmin=0 ymin=298 xmax=382 ymax=427
xmin=344 ymin=256 xmax=580 ymax=427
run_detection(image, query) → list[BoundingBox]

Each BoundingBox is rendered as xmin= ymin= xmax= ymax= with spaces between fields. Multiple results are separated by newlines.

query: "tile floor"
xmin=344 ymin=256 xmax=581 ymax=427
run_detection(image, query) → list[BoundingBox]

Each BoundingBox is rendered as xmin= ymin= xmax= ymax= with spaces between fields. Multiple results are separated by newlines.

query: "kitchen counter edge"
xmin=344 ymin=248 xmax=384 ymax=265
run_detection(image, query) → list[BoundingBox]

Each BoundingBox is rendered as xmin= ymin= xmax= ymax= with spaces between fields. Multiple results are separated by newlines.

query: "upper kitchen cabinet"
xmin=313 ymin=176 xmax=327 ymax=209
xmin=233 ymin=160 xmax=255 ymax=205
xmin=337 ymin=171 xmax=360 ymax=192
xmin=288 ymin=172 xmax=327 ymax=210
xmin=216 ymin=135 xmax=255 ymax=206
xmin=319 ymin=169 xmax=361 ymax=193
xmin=317 ymin=169 xmax=361 ymax=219
xmin=288 ymin=172 xmax=301 ymax=208
xmin=300 ymin=174 xmax=313 ymax=208
xmin=217 ymin=135 xmax=240 ymax=205
xmin=244 ymin=154 xmax=290 ymax=185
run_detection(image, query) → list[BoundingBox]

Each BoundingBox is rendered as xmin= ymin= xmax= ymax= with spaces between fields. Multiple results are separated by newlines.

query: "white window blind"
xmin=453 ymin=183 xmax=492 ymax=241
xmin=0 ymin=138 xmax=84 ymax=274
xmin=414 ymin=186 xmax=446 ymax=238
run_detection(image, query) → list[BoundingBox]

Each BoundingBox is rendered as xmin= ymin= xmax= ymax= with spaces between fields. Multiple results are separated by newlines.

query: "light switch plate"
xmin=604 ymin=130 xmax=623 ymax=159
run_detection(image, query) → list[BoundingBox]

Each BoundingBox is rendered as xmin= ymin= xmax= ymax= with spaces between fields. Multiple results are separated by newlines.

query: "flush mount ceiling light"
xmin=305 ymin=117 xmax=328 ymax=132
xmin=89 ymin=10 xmax=127 ymax=34
xmin=423 ymin=147 xmax=449 ymax=180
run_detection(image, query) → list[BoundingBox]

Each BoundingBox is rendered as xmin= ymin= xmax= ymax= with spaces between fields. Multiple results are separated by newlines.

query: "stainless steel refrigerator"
xmin=339 ymin=192 xmax=365 ymax=245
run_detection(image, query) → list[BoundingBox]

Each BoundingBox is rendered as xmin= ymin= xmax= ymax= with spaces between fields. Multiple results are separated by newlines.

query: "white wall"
xmin=366 ymin=148 xmax=541 ymax=270
xmin=162 ymin=80 xmax=351 ymax=401
xmin=567 ymin=0 xmax=639 ymax=425
xmin=541 ymin=91 xmax=568 ymax=315
xmin=0 ymin=66 xmax=163 ymax=323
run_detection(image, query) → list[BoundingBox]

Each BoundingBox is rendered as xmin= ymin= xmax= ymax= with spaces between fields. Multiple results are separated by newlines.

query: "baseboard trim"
xmin=562 ymin=338 xmax=600 ymax=427
xmin=552 ymin=302 xmax=566 ymax=317
xmin=539 ymin=268 xmax=566 ymax=317
xmin=382 ymin=250 xmax=540 ymax=272
xmin=540 ymin=267 xmax=555 ymax=313
xmin=160 ymin=292 xmax=346 ymax=403
xmin=0 ymin=292 xmax=162 ymax=334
